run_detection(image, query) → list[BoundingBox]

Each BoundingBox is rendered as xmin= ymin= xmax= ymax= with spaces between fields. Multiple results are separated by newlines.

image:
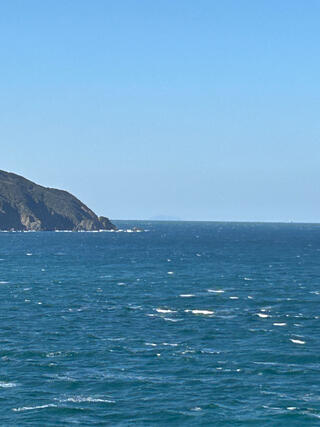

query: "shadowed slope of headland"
xmin=0 ymin=170 xmax=116 ymax=231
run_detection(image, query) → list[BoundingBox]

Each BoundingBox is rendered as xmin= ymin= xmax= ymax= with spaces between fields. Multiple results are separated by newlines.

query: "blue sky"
xmin=1 ymin=0 xmax=319 ymax=221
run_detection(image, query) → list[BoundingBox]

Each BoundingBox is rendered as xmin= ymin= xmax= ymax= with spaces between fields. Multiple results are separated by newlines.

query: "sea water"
xmin=0 ymin=221 xmax=319 ymax=425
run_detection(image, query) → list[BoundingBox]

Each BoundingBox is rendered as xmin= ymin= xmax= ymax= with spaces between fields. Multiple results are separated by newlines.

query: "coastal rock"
xmin=0 ymin=170 xmax=116 ymax=231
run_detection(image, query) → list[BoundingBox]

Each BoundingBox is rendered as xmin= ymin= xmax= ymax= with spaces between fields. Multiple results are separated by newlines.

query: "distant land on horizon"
xmin=0 ymin=170 xmax=116 ymax=231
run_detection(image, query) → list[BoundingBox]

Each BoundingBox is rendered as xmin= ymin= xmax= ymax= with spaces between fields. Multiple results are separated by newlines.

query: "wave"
xmin=290 ymin=338 xmax=306 ymax=345
xmin=13 ymin=404 xmax=57 ymax=412
xmin=155 ymin=308 xmax=176 ymax=313
xmin=0 ymin=382 xmax=16 ymax=388
xmin=58 ymin=396 xmax=115 ymax=403
xmin=185 ymin=309 xmax=214 ymax=315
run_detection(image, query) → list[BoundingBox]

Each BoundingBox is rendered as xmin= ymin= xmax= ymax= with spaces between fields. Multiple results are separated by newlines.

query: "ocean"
xmin=0 ymin=221 xmax=319 ymax=426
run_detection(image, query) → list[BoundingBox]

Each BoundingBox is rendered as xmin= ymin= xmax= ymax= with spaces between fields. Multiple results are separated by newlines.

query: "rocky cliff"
xmin=0 ymin=170 xmax=116 ymax=231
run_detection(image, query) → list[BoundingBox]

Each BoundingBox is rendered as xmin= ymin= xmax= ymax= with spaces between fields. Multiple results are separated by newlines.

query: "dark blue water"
xmin=0 ymin=221 xmax=319 ymax=426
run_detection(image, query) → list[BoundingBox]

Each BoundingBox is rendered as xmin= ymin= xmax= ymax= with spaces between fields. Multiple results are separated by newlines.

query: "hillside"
xmin=0 ymin=170 xmax=116 ymax=231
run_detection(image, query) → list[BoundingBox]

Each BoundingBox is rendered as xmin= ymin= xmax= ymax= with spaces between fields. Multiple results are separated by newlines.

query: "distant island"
xmin=0 ymin=170 xmax=116 ymax=231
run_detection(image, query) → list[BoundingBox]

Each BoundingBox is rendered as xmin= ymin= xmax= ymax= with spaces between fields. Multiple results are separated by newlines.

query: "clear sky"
xmin=1 ymin=0 xmax=319 ymax=222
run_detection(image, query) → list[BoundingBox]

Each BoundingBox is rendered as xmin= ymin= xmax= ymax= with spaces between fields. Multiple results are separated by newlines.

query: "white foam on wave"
xmin=287 ymin=407 xmax=297 ymax=411
xmin=145 ymin=343 xmax=157 ymax=346
xmin=208 ymin=289 xmax=224 ymax=293
xmin=128 ymin=305 xmax=142 ymax=310
xmin=304 ymin=411 xmax=320 ymax=419
xmin=229 ymin=296 xmax=239 ymax=300
xmin=167 ymin=271 xmax=174 ymax=275
xmin=59 ymin=396 xmax=115 ymax=403
xmin=180 ymin=294 xmax=195 ymax=298
xmin=156 ymin=308 xmax=176 ymax=313
xmin=0 ymin=382 xmax=16 ymax=388
xmin=244 ymin=277 xmax=253 ymax=281
xmin=273 ymin=323 xmax=287 ymax=326
xmin=256 ymin=313 xmax=270 ymax=318
xmin=185 ymin=309 xmax=214 ymax=315
xmin=13 ymin=404 xmax=57 ymax=412
xmin=181 ymin=349 xmax=196 ymax=355
xmin=290 ymin=338 xmax=306 ymax=345
xmin=162 ymin=342 xmax=178 ymax=346
xmin=26 ymin=253 xmax=32 ymax=256
xmin=0 ymin=281 xmax=9 ymax=284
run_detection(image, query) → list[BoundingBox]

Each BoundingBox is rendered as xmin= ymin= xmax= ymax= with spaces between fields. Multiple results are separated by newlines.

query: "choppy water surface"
xmin=0 ymin=221 xmax=319 ymax=425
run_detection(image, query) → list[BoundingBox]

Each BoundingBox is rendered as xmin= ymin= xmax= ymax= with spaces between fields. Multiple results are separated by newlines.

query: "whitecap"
xmin=167 ymin=271 xmax=174 ymax=275
xmin=229 ymin=296 xmax=239 ymax=300
xmin=244 ymin=277 xmax=253 ymax=281
xmin=145 ymin=343 xmax=157 ymax=346
xmin=59 ymin=396 xmax=115 ymax=403
xmin=304 ymin=411 xmax=320 ymax=419
xmin=163 ymin=317 xmax=181 ymax=322
xmin=208 ymin=289 xmax=224 ymax=293
xmin=180 ymin=294 xmax=195 ymax=298
xmin=0 ymin=382 xmax=16 ymax=388
xmin=156 ymin=308 xmax=176 ymax=313
xmin=13 ymin=404 xmax=57 ymax=412
xmin=256 ymin=313 xmax=270 ymax=318
xmin=26 ymin=253 xmax=32 ymax=256
xmin=185 ymin=309 xmax=214 ymax=315
xmin=287 ymin=407 xmax=297 ymax=411
xmin=273 ymin=323 xmax=287 ymax=326
xmin=290 ymin=339 xmax=306 ymax=345
xmin=0 ymin=281 xmax=9 ymax=284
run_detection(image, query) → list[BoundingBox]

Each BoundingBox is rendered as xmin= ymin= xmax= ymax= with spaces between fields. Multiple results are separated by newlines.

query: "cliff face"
xmin=0 ymin=170 xmax=116 ymax=231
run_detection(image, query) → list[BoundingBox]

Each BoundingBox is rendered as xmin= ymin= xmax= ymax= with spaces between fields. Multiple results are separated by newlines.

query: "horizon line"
xmin=112 ymin=219 xmax=320 ymax=225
